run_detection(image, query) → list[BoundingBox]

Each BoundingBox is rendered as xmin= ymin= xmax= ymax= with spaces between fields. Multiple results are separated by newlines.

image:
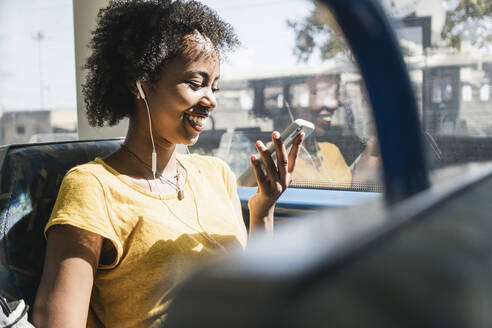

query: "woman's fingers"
xmin=252 ymin=131 xmax=304 ymax=197
xmin=250 ymin=155 xmax=266 ymax=186
xmin=256 ymin=140 xmax=278 ymax=182
xmin=288 ymin=132 xmax=304 ymax=173
xmin=272 ymin=131 xmax=288 ymax=187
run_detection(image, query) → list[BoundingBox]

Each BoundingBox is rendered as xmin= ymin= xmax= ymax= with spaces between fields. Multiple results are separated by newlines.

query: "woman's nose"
xmin=200 ymin=87 xmax=217 ymax=110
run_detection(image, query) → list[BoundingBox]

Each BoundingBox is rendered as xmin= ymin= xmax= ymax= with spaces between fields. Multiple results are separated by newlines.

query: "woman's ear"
xmin=136 ymin=80 xmax=146 ymax=99
xmin=131 ymin=80 xmax=146 ymax=100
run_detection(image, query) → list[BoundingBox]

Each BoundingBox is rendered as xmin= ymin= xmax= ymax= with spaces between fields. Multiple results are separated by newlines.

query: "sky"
xmin=201 ymin=0 xmax=317 ymax=77
xmin=0 ymin=0 xmax=76 ymax=111
xmin=0 ymin=0 xmax=315 ymax=111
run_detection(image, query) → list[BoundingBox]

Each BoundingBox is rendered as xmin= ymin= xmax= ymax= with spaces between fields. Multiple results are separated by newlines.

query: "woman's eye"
xmin=212 ymin=87 xmax=220 ymax=93
xmin=187 ymin=81 xmax=202 ymax=90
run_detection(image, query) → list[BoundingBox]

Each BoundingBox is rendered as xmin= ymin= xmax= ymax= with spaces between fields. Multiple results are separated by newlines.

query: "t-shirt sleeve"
xmin=45 ymin=167 xmax=123 ymax=268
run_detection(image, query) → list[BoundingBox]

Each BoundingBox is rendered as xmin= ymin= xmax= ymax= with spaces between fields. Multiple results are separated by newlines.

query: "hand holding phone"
xmin=237 ymin=119 xmax=314 ymax=187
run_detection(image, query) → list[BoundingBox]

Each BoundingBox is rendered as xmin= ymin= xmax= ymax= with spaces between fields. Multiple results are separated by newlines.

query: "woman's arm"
xmin=351 ymin=136 xmax=382 ymax=186
xmin=247 ymin=131 xmax=303 ymax=237
xmin=33 ymin=225 xmax=103 ymax=328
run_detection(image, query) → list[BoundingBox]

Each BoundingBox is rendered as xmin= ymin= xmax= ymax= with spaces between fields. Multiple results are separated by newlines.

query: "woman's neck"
xmin=124 ymin=119 xmax=178 ymax=178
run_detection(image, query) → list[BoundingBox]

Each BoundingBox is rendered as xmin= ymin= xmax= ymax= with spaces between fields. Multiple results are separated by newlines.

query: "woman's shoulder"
xmin=317 ymin=142 xmax=342 ymax=153
xmin=65 ymin=158 xmax=105 ymax=174
xmin=62 ymin=158 xmax=112 ymax=185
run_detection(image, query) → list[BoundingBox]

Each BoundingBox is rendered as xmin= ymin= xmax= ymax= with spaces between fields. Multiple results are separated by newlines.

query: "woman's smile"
xmin=184 ymin=112 xmax=209 ymax=132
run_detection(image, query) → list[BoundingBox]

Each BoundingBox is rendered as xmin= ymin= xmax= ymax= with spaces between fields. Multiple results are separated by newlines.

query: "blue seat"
xmin=0 ymin=139 xmax=122 ymax=307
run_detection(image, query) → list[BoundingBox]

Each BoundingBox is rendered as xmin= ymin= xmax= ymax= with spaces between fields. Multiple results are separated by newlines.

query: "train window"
xmin=379 ymin=0 xmax=492 ymax=171
xmin=201 ymin=0 xmax=492 ymax=192
xmin=0 ymin=0 xmax=78 ymax=145
xmin=0 ymin=0 xmax=383 ymax=193
xmin=192 ymin=0 xmax=383 ymax=192
xmin=9 ymin=0 xmax=490 ymax=194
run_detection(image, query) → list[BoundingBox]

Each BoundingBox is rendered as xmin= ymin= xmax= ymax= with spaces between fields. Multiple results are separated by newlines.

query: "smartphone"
xmin=237 ymin=119 xmax=314 ymax=187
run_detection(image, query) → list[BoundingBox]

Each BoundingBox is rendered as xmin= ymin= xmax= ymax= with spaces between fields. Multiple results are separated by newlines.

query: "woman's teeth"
xmin=185 ymin=113 xmax=208 ymax=127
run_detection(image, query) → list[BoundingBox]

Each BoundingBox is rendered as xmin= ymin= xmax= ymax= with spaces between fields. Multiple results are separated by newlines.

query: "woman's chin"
xmin=185 ymin=137 xmax=199 ymax=146
xmin=181 ymin=123 xmax=203 ymax=145
xmin=181 ymin=132 xmax=200 ymax=146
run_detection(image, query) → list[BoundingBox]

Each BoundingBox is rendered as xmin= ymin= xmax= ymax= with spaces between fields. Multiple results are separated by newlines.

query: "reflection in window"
xmin=196 ymin=0 xmax=382 ymax=192
xmin=462 ymin=85 xmax=473 ymax=102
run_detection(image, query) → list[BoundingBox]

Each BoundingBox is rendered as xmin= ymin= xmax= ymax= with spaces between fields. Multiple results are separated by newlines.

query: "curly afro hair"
xmin=82 ymin=0 xmax=239 ymax=127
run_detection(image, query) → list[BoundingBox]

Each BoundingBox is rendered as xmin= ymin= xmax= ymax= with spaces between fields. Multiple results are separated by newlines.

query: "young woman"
xmin=32 ymin=1 xmax=303 ymax=327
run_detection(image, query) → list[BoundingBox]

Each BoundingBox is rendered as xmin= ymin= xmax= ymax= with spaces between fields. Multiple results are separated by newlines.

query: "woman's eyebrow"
xmin=186 ymin=70 xmax=220 ymax=82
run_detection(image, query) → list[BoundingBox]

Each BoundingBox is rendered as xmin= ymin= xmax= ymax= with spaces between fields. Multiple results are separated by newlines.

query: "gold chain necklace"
xmin=121 ymin=144 xmax=186 ymax=200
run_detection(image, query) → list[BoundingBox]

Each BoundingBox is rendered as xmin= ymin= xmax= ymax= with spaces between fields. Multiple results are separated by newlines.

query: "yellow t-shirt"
xmin=293 ymin=142 xmax=352 ymax=188
xmin=45 ymin=154 xmax=247 ymax=328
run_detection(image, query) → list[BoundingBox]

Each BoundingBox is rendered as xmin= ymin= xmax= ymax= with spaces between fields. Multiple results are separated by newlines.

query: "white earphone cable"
xmin=142 ymin=95 xmax=157 ymax=179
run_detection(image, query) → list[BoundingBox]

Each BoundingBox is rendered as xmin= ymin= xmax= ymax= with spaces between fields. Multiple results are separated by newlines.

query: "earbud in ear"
xmin=136 ymin=80 xmax=146 ymax=99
